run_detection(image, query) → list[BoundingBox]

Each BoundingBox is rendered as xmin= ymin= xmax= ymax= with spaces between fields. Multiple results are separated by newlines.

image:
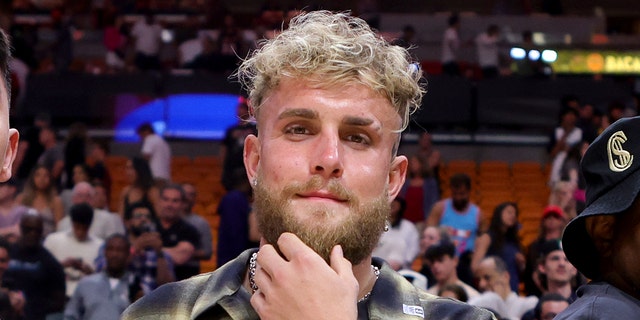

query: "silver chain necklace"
xmin=248 ymin=252 xmax=380 ymax=303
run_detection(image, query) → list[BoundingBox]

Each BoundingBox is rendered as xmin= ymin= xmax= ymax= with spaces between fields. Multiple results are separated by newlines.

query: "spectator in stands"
xmin=217 ymin=169 xmax=253 ymax=267
xmin=441 ymin=13 xmax=461 ymax=76
xmin=37 ymin=126 xmax=65 ymax=188
xmin=426 ymin=240 xmax=480 ymax=299
xmin=213 ymin=13 xmax=245 ymax=73
xmin=119 ymin=156 xmax=160 ymax=220
xmin=549 ymin=180 xmax=577 ymax=220
xmin=0 ymin=178 xmax=29 ymax=242
xmin=531 ymin=293 xmax=570 ymax=320
xmin=601 ymin=100 xmax=627 ymax=131
xmin=372 ymin=197 xmax=420 ymax=270
xmin=391 ymin=24 xmax=416 ymax=49
xmin=556 ymin=115 xmax=640 ymax=319
xmin=59 ymin=163 xmax=90 ymax=215
xmin=4 ymin=213 xmax=66 ymax=320
xmin=58 ymin=181 xmax=125 ymax=240
xmin=0 ymin=238 xmax=25 ymax=319
xmin=475 ymin=24 xmax=501 ymax=79
xmin=64 ymin=234 xmax=135 ymax=319
xmin=548 ymin=107 xmax=583 ymax=187
xmin=136 ymin=123 xmax=171 ymax=185
xmin=418 ymin=225 xmax=450 ymax=287
xmin=577 ymin=102 xmax=599 ymax=142
xmin=44 ymin=203 xmax=103 ymax=298
xmin=524 ymin=205 xmax=567 ymax=297
xmin=438 ymin=283 xmax=469 ymax=302
xmin=472 ymin=202 xmax=525 ymax=293
xmin=103 ymin=13 xmax=127 ymax=72
xmin=63 ymin=122 xmax=89 ymax=189
xmin=86 ymin=141 xmax=112 ymax=198
xmin=155 ymin=184 xmax=200 ymax=280
xmin=181 ymin=183 xmax=212 ymax=275
xmin=177 ymin=29 xmax=203 ymax=68
xmin=14 ymin=113 xmax=49 ymax=184
xmin=98 ymin=201 xmax=174 ymax=297
xmin=220 ymin=98 xmax=257 ymax=191
xmin=513 ymin=30 xmax=545 ymax=77
xmin=51 ymin=7 xmax=75 ymax=73
xmin=16 ymin=165 xmax=64 ymax=236
xmin=536 ymin=239 xmax=578 ymax=302
xmin=130 ymin=13 xmax=163 ymax=71
xmin=469 ymin=255 xmax=538 ymax=320
xmin=400 ymin=154 xmax=439 ymax=225
xmin=416 ymin=132 xmax=442 ymax=187
xmin=560 ymin=140 xmax=590 ymax=212
xmin=124 ymin=11 xmax=493 ymax=320
xmin=427 ymin=172 xmax=484 ymax=285
xmin=92 ymin=181 xmax=110 ymax=211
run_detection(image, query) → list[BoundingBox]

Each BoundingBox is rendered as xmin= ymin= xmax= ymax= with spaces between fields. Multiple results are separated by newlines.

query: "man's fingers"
xmin=276 ymin=232 xmax=325 ymax=265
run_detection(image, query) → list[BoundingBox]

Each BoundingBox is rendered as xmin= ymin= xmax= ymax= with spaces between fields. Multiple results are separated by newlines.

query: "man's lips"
xmin=296 ymin=191 xmax=348 ymax=202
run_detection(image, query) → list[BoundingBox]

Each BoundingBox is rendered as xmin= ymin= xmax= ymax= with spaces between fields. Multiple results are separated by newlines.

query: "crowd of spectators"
xmin=0 ymin=2 xmax=639 ymax=319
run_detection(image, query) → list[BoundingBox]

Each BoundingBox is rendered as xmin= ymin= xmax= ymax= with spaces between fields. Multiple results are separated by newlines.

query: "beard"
xmin=254 ymin=175 xmax=389 ymax=265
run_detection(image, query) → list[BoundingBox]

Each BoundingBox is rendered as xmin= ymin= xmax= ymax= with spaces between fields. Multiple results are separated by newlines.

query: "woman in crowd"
xmin=399 ymin=154 xmax=439 ymax=226
xmin=16 ymin=165 xmax=64 ymax=236
xmin=471 ymin=201 xmax=525 ymax=293
xmin=119 ymin=157 xmax=159 ymax=221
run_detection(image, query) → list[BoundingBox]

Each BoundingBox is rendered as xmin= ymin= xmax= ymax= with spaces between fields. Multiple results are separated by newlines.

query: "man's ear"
xmin=584 ymin=215 xmax=616 ymax=258
xmin=0 ymin=128 xmax=19 ymax=182
xmin=243 ymin=134 xmax=260 ymax=184
xmin=387 ymin=155 xmax=408 ymax=203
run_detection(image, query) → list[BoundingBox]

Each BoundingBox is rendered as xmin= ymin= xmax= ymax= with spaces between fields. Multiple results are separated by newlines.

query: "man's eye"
xmin=347 ymin=134 xmax=370 ymax=145
xmin=286 ymin=126 xmax=309 ymax=135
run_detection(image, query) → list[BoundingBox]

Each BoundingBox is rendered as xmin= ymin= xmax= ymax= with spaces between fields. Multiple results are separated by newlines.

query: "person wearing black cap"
xmin=556 ymin=116 xmax=640 ymax=319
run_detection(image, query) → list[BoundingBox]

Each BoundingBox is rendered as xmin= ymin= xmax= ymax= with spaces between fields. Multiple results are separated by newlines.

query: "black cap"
xmin=562 ymin=116 xmax=640 ymax=279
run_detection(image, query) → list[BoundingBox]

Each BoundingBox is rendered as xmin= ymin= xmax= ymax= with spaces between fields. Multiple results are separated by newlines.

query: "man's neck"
xmin=547 ymin=280 xmax=573 ymax=299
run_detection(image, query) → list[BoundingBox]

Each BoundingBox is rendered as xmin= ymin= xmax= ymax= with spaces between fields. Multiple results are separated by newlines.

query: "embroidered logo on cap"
xmin=607 ymin=131 xmax=633 ymax=172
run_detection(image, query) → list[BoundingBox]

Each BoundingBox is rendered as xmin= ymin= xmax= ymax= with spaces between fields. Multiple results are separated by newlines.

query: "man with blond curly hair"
xmin=123 ymin=11 xmax=494 ymax=319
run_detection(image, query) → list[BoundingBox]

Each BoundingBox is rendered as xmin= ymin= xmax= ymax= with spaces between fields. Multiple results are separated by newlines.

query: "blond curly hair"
xmin=236 ymin=10 xmax=425 ymax=131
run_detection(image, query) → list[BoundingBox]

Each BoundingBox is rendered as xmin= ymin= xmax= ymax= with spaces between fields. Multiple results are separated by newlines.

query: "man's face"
xmin=610 ymin=199 xmax=640 ymax=291
xmin=451 ymin=186 xmax=470 ymax=211
xmin=182 ymin=184 xmax=196 ymax=210
xmin=475 ymin=259 xmax=508 ymax=293
xmin=420 ymin=226 xmax=441 ymax=253
xmin=244 ymin=79 xmax=407 ymax=264
xmin=20 ymin=216 xmax=43 ymax=248
xmin=540 ymin=250 xmax=577 ymax=284
xmin=159 ymin=188 xmax=183 ymax=221
xmin=429 ymin=255 xmax=457 ymax=283
xmin=72 ymin=222 xmax=90 ymax=241
xmin=539 ymin=300 xmax=569 ymax=320
xmin=105 ymin=237 xmax=130 ymax=274
xmin=92 ymin=186 xmax=108 ymax=209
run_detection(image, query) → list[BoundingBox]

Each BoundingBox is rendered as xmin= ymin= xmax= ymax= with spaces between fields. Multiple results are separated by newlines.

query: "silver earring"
xmin=252 ymin=179 xmax=257 ymax=187
xmin=384 ymin=221 xmax=390 ymax=232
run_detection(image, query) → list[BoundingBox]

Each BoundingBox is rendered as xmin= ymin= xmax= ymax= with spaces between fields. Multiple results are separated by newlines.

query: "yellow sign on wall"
xmin=552 ymin=50 xmax=640 ymax=74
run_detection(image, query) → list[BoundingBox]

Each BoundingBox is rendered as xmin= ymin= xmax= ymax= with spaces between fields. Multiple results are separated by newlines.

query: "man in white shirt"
xmin=441 ymin=14 xmax=461 ymax=76
xmin=136 ymin=122 xmax=171 ymax=184
xmin=44 ymin=203 xmax=104 ymax=297
xmin=130 ymin=13 xmax=163 ymax=71
xmin=469 ymin=256 xmax=538 ymax=320
xmin=475 ymin=25 xmax=501 ymax=79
